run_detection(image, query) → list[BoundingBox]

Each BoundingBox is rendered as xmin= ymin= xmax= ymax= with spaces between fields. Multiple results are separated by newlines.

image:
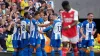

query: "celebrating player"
xmin=20 ymin=12 xmax=30 ymax=56
xmin=12 ymin=17 xmax=22 ymax=56
xmin=29 ymin=11 xmax=42 ymax=56
xmin=38 ymin=10 xmax=47 ymax=56
xmin=39 ymin=13 xmax=62 ymax=56
xmin=61 ymin=1 xmax=78 ymax=56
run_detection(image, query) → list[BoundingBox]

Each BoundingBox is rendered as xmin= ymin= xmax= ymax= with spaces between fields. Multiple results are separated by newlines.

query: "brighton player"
xmin=29 ymin=11 xmax=42 ymax=56
xmin=20 ymin=12 xmax=30 ymax=56
xmin=38 ymin=11 xmax=47 ymax=56
xmin=61 ymin=1 xmax=78 ymax=56
xmin=39 ymin=13 xmax=62 ymax=56
xmin=80 ymin=13 xmax=96 ymax=56
xmin=12 ymin=18 xmax=22 ymax=56
xmin=77 ymin=22 xmax=83 ymax=56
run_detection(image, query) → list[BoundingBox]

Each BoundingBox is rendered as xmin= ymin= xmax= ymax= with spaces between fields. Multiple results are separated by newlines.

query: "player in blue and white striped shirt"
xmin=39 ymin=13 xmax=62 ymax=56
xmin=29 ymin=11 xmax=42 ymax=56
xmin=80 ymin=13 xmax=96 ymax=56
xmin=77 ymin=22 xmax=83 ymax=56
xmin=38 ymin=11 xmax=47 ymax=56
xmin=20 ymin=12 xmax=30 ymax=56
xmin=12 ymin=18 xmax=22 ymax=56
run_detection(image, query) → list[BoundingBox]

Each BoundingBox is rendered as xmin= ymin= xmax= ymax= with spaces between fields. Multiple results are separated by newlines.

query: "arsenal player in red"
xmin=61 ymin=1 xmax=78 ymax=56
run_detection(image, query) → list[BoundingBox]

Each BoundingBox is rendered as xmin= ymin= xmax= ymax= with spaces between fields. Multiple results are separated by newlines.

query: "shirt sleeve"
xmin=74 ymin=10 xmax=78 ymax=21
xmin=43 ymin=25 xmax=53 ymax=32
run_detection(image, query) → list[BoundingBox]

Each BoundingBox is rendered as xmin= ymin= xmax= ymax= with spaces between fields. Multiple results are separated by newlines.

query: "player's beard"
xmin=88 ymin=18 xmax=93 ymax=22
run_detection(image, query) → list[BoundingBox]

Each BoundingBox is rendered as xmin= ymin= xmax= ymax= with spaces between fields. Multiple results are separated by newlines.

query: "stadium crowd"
xmin=0 ymin=0 xmax=100 ymax=56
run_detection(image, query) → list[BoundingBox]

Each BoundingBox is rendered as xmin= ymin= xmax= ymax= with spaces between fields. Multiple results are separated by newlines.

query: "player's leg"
xmin=88 ymin=39 xmax=94 ymax=56
xmin=22 ymin=39 xmax=29 ymax=56
xmin=57 ymin=39 xmax=62 ymax=56
xmin=50 ymin=39 xmax=56 ymax=56
xmin=70 ymin=36 xmax=79 ymax=56
xmin=50 ymin=39 xmax=62 ymax=56
xmin=77 ymin=42 xmax=83 ymax=56
xmin=41 ymin=39 xmax=47 ymax=56
xmin=29 ymin=37 xmax=36 ymax=56
xmin=12 ymin=40 xmax=18 ymax=56
xmin=81 ymin=40 xmax=88 ymax=56
xmin=36 ymin=38 xmax=42 ymax=56
xmin=18 ymin=40 xmax=24 ymax=56
xmin=62 ymin=35 xmax=70 ymax=56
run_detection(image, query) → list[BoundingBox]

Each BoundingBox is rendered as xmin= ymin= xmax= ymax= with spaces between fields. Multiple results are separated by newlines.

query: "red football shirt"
xmin=61 ymin=8 xmax=78 ymax=38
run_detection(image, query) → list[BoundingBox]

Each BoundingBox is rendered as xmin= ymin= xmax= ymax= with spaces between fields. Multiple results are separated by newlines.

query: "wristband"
xmin=68 ymin=25 xmax=71 ymax=28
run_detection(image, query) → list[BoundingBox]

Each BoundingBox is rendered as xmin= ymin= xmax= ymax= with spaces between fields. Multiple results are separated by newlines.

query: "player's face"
xmin=35 ymin=14 xmax=40 ymax=20
xmin=63 ymin=5 xmax=70 ymax=11
xmin=40 ymin=12 xmax=44 ymax=18
xmin=87 ymin=14 xmax=94 ymax=20
xmin=44 ymin=15 xmax=48 ymax=21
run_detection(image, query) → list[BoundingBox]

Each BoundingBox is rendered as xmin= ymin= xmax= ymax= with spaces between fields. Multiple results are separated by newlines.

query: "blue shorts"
xmin=82 ymin=39 xmax=94 ymax=48
xmin=22 ymin=39 xmax=29 ymax=48
xmin=50 ymin=39 xmax=61 ymax=48
xmin=12 ymin=40 xmax=23 ymax=48
xmin=77 ymin=42 xmax=82 ymax=48
xmin=29 ymin=37 xmax=41 ymax=46
xmin=41 ymin=39 xmax=45 ymax=48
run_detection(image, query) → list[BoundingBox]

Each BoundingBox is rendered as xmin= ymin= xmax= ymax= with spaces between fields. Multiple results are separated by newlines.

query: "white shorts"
xmin=62 ymin=35 xmax=78 ymax=44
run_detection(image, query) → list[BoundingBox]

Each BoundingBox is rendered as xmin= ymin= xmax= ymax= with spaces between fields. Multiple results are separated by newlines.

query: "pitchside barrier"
xmin=0 ymin=52 xmax=100 ymax=56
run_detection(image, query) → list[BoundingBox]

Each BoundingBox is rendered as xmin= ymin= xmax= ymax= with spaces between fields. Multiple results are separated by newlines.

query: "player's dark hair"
xmin=34 ymin=11 xmax=40 ymax=16
xmin=62 ymin=0 xmax=69 ymax=8
xmin=40 ymin=1 xmax=46 ymax=4
xmin=87 ymin=13 xmax=93 ymax=16
xmin=24 ymin=12 xmax=29 ymax=18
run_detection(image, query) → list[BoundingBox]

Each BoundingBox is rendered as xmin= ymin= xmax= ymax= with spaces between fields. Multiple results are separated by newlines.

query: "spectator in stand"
xmin=0 ymin=19 xmax=7 ymax=52
xmin=38 ymin=1 xmax=47 ymax=11
xmin=1 ymin=3 xmax=6 ymax=15
xmin=20 ymin=0 xmax=28 ymax=16
xmin=24 ymin=0 xmax=36 ymax=15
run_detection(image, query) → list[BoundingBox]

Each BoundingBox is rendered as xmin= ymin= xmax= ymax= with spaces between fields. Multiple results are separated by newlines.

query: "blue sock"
xmin=29 ymin=48 xmax=33 ymax=56
xmin=83 ymin=51 xmax=86 ymax=56
xmin=23 ymin=47 xmax=29 ymax=56
xmin=12 ymin=51 xmax=18 ymax=56
xmin=36 ymin=47 xmax=42 ymax=56
xmin=51 ymin=50 xmax=55 ymax=56
xmin=79 ymin=50 xmax=84 ymax=56
xmin=90 ymin=51 xmax=94 ymax=56
xmin=42 ymin=48 xmax=47 ymax=56
xmin=58 ymin=50 xmax=62 ymax=56
xmin=18 ymin=50 xmax=23 ymax=56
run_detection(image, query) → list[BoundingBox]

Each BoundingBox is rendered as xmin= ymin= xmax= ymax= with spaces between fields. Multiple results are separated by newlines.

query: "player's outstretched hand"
xmin=63 ymin=26 xmax=69 ymax=30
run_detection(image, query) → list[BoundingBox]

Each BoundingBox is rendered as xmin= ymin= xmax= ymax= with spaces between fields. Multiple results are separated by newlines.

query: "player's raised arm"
xmin=38 ymin=21 xmax=53 ymax=27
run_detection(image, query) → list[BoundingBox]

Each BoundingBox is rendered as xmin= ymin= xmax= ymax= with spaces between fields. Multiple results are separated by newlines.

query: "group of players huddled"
xmin=12 ymin=0 xmax=96 ymax=56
